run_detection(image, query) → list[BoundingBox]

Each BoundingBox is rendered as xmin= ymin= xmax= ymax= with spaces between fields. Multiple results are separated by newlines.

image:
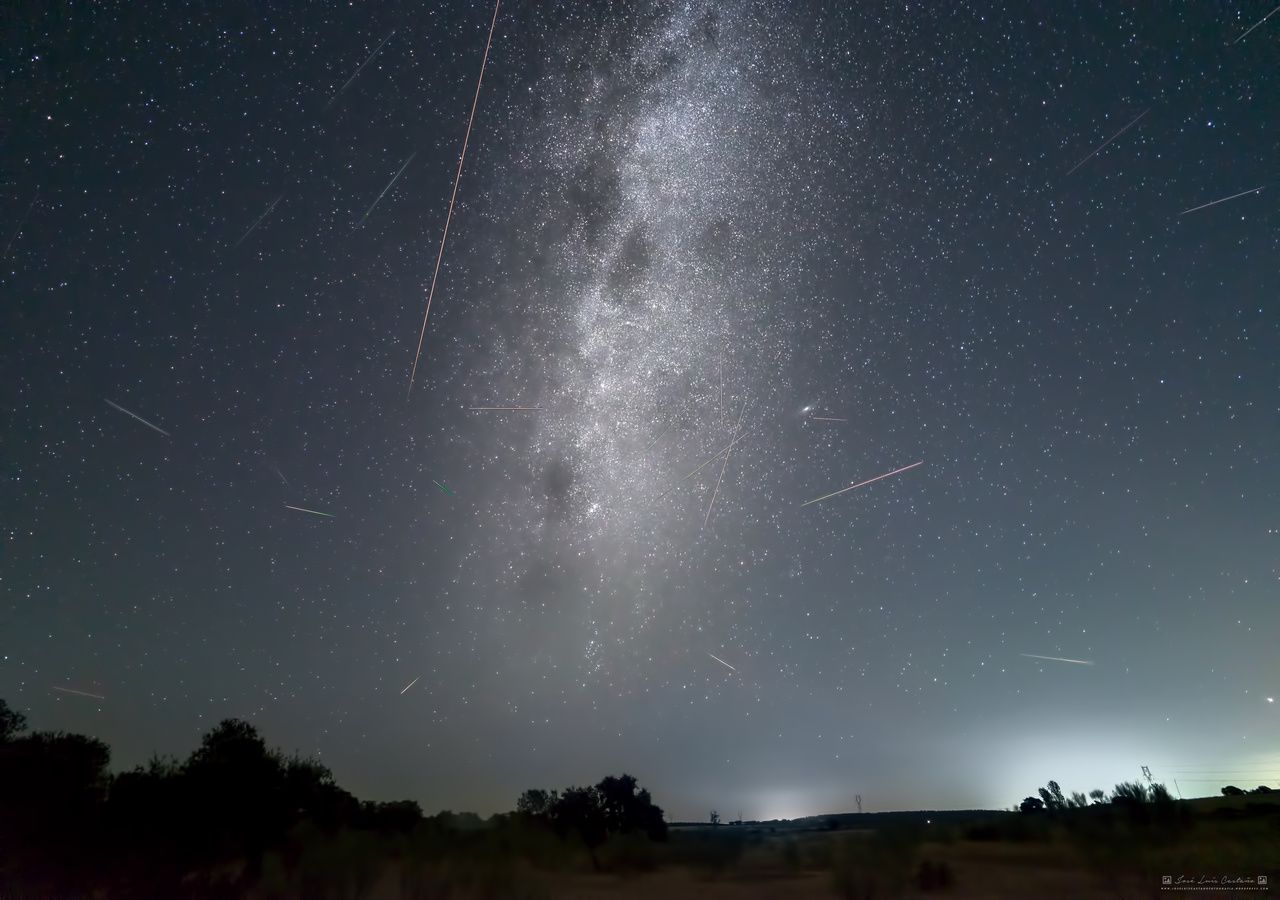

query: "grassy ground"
xmin=233 ymin=802 xmax=1279 ymax=899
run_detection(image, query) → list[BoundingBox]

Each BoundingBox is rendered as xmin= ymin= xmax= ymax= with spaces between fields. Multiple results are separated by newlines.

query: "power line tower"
xmin=1140 ymin=765 xmax=1153 ymax=784
xmin=855 ymin=794 xmax=863 ymax=814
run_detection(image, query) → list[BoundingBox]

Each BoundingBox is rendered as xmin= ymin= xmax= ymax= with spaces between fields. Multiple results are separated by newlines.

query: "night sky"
xmin=3 ymin=1 xmax=1278 ymax=821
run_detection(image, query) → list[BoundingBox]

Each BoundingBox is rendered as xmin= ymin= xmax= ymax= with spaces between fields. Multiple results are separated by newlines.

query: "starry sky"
xmin=3 ymin=1 xmax=1278 ymax=820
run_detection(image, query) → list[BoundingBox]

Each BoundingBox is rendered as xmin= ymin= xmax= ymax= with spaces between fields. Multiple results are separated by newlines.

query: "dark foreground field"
xmin=196 ymin=796 xmax=1280 ymax=899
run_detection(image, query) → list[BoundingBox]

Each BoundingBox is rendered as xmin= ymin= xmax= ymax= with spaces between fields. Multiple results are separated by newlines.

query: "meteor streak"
xmin=468 ymin=406 xmax=542 ymax=411
xmin=104 ymin=399 xmax=171 ymax=437
xmin=1233 ymin=3 xmax=1280 ymax=43
xmin=1178 ymin=185 xmax=1265 ymax=216
xmin=325 ymin=29 xmax=396 ymax=109
xmin=1065 ymin=109 xmax=1148 ymax=176
xmin=233 ymin=193 xmax=283 ymax=248
xmin=400 ymin=675 xmax=421 ymax=694
xmin=801 ymin=460 xmax=923 ymax=507
xmin=432 ymin=480 xmax=455 ymax=495
xmin=657 ymin=428 xmax=755 ymax=499
xmin=407 ymin=0 xmax=502 ymax=398
xmin=354 ymin=152 xmax=416 ymax=230
xmin=704 ymin=398 xmax=750 ymax=527
xmin=1020 ymin=653 xmax=1095 ymax=666
xmin=284 ymin=504 xmax=335 ymax=518
xmin=52 ymin=686 xmax=106 ymax=700
xmin=707 ymin=652 xmax=738 ymax=672
xmin=2 ymin=189 xmax=39 ymax=261
xmin=810 ymin=416 xmax=847 ymax=422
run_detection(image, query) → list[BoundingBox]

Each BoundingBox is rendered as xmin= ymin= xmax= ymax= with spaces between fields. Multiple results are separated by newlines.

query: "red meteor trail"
xmin=407 ymin=0 xmax=501 ymax=399
xmin=801 ymin=460 xmax=923 ymax=507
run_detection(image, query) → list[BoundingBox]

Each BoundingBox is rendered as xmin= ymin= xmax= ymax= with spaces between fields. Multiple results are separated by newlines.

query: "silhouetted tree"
xmin=550 ymin=785 xmax=608 ymax=868
xmin=0 ymin=698 xmax=27 ymax=742
xmin=710 ymin=809 xmax=721 ymax=826
xmin=1111 ymin=781 xmax=1148 ymax=806
xmin=516 ymin=787 xmax=558 ymax=818
xmin=1019 ymin=796 xmax=1044 ymax=814
xmin=1221 ymin=785 xmax=1244 ymax=796
xmin=1088 ymin=789 xmax=1106 ymax=805
xmin=522 ymin=774 xmax=667 ymax=868
xmin=1068 ymin=791 xmax=1089 ymax=809
xmin=0 ymin=729 xmax=112 ymax=888
xmin=1250 ymin=785 xmax=1273 ymax=794
xmin=1038 ymin=780 xmax=1066 ymax=811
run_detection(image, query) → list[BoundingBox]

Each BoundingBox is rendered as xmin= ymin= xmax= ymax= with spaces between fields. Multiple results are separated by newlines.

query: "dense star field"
xmin=2 ymin=1 xmax=1277 ymax=820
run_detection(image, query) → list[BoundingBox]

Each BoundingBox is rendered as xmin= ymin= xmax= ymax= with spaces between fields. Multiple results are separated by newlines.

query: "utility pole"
xmin=1140 ymin=765 xmax=1153 ymax=784
xmin=855 ymin=794 xmax=862 ymax=814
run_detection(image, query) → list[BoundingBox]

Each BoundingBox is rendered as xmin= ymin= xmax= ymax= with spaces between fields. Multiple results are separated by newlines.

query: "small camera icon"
xmin=1258 ymin=875 xmax=1267 ymax=886
xmin=1162 ymin=876 xmax=1172 ymax=885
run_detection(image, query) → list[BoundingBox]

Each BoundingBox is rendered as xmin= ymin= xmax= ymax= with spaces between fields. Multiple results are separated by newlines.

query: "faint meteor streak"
xmin=407 ymin=0 xmax=502 ymax=398
xmin=704 ymin=398 xmax=750 ymax=527
xmin=1178 ymin=185 xmax=1265 ymax=217
xmin=2 ymin=189 xmax=39 ymax=261
xmin=400 ymin=675 xmax=421 ymax=694
xmin=432 ymin=480 xmax=455 ymax=495
xmin=354 ymin=152 xmax=417 ymax=230
xmin=1065 ymin=109 xmax=1148 ymax=176
xmin=810 ymin=416 xmax=847 ymax=422
xmin=104 ymin=399 xmax=171 ymax=437
xmin=657 ymin=428 xmax=755 ymax=499
xmin=325 ymin=29 xmax=396 ymax=109
xmin=468 ymin=406 xmax=542 ymax=411
xmin=1233 ymin=3 xmax=1280 ymax=43
xmin=707 ymin=652 xmax=738 ymax=672
xmin=233 ymin=193 xmax=283 ymax=248
xmin=52 ymin=686 xmax=106 ymax=700
xmin=801 ymin=460 xmax=923 ymax=507
xmin=643 ymin=420 xmax=675 ymax=452
xmin=1020 ymin=653 xmax=1095 ymax=666
xmin=284 ymin=504 xmax=335 ymax=518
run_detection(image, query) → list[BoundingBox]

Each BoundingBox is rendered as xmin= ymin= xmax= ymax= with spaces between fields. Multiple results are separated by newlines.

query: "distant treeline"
xmin=0 ymin=698 xmax=665 ymax=896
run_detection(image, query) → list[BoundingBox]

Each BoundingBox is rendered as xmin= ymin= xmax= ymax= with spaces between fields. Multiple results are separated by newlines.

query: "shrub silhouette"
xmin=517 ymin=773 xmax=667 ymax=869
xmin=0 ymin=698 xmax=26 ymax=742
xmin=1221 ymin=785 xmax=1244 ymax=796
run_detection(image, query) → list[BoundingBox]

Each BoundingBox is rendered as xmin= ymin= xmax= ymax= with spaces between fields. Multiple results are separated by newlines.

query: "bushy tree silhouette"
xmin=0 ymin=698 xmax=26 ymax=742
xmin=1019 ymin=796 xmax=1044 ymax=814
xmin=518 ymin=773 xmax=667 ymax=869
xmin=1221 ymin=785 xmax=1244 ymax=796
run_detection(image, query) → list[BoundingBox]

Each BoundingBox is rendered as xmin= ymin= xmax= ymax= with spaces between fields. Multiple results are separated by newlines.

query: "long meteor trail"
xmin=1065 ymin=109 xmax=1148 ymax=176
xmin=400 ymin=675 xmax=421 ymax=694
xmin=657 ymin=428 xmax=755 ymax=500
xmin=284 ymin=504 xmax=335 ymax=518
xmin=707 ymin=652 xmax=738 ymax=673
xmin=325 ymin=29 xmax=396 ymax=109
xmin=1233 ymin=3 xmax=1280 ymax=43
xmin=52 ymin=686 xmax=106 ymax=700
xmin=1020 ymin=653 xmax=1095 ymax=666
xmin=233 ymin=193 xmax=283 ymax=248
xmin=354 ymin=152 xmax=416 ymax=230
xmin=704 ymin=398 xmax=750 ymax=527
xmin=407 ymin=0 xmax=502 ymax=398
xmin=1178 ymin=185 xmax=1265 ymax=217
xmin=801 ymin=461 xmax=923 ymax=507
xmin=104 ymin=399 xmax=171 ymax=437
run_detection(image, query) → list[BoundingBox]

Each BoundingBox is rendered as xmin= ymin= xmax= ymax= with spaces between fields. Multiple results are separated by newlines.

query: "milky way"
xmin=3 ymin=0 xmax=1277 ymax=819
